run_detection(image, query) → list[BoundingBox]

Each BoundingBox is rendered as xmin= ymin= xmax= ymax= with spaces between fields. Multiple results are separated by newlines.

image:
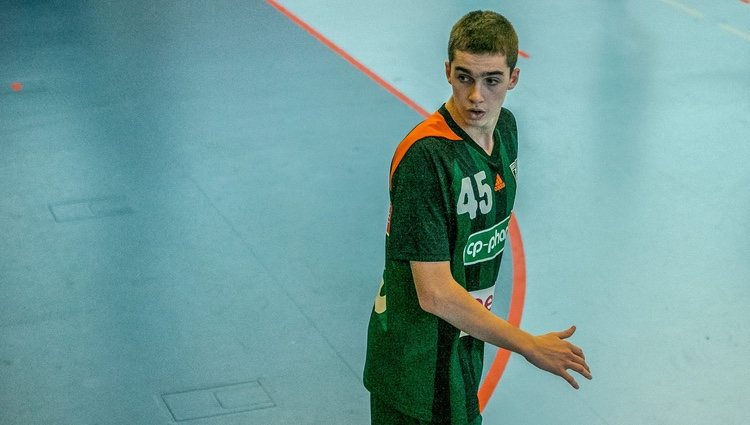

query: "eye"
xmin=486 ymin=78 xmax=501 ymax=86
xmin=457 ymin=74 xmax=472 ymax=83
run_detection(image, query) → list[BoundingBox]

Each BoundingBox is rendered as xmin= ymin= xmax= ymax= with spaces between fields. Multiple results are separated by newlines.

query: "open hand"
xmin=524 ymin=325 xmax=592 ymax=389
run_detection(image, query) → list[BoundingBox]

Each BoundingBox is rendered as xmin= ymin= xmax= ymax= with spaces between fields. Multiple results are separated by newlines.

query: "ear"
xmin=445 ymin=61 xmax=451 ymax=82
xmin=507 ymin=67 xmax=520 ymax=90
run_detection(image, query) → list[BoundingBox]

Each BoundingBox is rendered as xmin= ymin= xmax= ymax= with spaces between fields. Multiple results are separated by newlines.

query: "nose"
xmin=468 ymin=83 xmax=483 ymax=103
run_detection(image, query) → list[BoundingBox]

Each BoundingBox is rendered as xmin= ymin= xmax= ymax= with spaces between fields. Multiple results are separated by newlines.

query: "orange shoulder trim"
xmin=389 ymin=111 xmax=461 ymax=188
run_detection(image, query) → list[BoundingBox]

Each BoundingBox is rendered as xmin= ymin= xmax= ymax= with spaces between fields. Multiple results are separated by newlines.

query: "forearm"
xmin=411 ymin=260 xmax=592 ymax=388
xmin=411 ymin=261 xmax=534 ymax=356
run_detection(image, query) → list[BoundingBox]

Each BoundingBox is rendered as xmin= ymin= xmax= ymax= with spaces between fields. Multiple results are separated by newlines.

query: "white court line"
xmin=657 ymin=0 xmax=705 ymax=19
xmin=657 ymin=0 xmax=750 ymax=44
xmin=719 ymin=23 xmax=750 ymax=43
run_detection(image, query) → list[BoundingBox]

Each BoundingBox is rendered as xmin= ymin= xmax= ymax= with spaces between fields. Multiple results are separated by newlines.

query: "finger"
xmin=568 ymin=349 xmax=590 ymax=371
xmin=561 ymin=371 xmax=580 ymax=389
xmin=568 ymin=361 xmax=593 ymax=380
xmin=568 ymin=358 xmax=593 ymax=380
xmin=582 ymin=359 xmax=592 ymax=376
xmin=571 ymin=343 xmax=585 ymax=360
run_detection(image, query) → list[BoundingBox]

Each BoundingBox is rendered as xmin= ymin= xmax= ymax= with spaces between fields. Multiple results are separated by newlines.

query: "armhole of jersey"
xmin=499 ymin=108 xmax=518 ymax=156
xmin=389 ymin=111 xmax=462 ymax=189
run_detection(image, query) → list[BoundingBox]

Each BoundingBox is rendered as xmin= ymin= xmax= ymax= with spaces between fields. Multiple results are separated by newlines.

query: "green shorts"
xmin=370 ymin=393 xmax=482 ymax=425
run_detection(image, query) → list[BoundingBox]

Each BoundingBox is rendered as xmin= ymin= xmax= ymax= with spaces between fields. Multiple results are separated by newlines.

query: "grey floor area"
xmin=1 ymin=1 xmax=414 ymax=424
xmin=3 ymin=1 xmax=750 ymax=424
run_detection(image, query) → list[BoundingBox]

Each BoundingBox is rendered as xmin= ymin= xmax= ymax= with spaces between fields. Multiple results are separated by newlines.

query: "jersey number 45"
xmin=457 ymin=171 xmax=493 ymax=219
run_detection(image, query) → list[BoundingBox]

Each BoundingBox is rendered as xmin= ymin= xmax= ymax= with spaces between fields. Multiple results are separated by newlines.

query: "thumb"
xmin=556 ymin=325 xmax=576 ymax=339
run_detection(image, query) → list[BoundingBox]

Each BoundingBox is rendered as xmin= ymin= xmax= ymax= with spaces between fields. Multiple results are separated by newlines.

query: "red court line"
xmin=478 ymin=213 xmax=527 ymax=411
xmin=265 ymin=0 xmax=528 ymax=411
xmin=265 ymin=0 xmax=430 ymax=117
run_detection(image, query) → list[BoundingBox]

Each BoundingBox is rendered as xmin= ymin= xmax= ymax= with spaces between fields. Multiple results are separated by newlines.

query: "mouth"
xmin=467 ymin=109 xmax=486 ymax=120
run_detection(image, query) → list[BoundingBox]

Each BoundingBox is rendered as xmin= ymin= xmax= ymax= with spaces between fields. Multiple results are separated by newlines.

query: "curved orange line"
xmin=478 ymin=212 xmax=526 ymax=411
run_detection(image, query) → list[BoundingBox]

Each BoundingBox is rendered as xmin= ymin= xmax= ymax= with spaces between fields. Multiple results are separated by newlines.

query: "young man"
xmin=364 ymin=10 xmax=592 ymax=425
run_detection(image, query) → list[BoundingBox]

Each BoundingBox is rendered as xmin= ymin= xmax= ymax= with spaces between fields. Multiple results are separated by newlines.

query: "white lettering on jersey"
xmin=457 ymin=171 xmax=493 ymax=219
xmin=463 ymin=216 xmax=510 ymax=265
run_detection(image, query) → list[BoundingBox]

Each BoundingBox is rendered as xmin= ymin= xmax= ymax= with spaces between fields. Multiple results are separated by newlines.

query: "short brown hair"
xmin=448 ymin=11 xmax=519 ymax=70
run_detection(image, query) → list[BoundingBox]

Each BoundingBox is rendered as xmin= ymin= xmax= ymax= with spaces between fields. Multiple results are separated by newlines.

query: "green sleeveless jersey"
xmin=364 ymin=105 xmax=518 ymax=424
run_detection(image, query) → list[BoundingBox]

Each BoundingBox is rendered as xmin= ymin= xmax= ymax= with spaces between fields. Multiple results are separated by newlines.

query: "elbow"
xmin=416 ymin=288 xmax=442 ymax=315
xmin=410 ymin=261 xmax=453 ymax=316
xmin=417 ymin=293 xmax=435 ymax=314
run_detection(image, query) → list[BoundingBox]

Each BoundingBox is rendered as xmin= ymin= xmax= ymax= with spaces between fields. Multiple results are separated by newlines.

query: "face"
xmin=445 ymin=50 xmax=520 ymax=135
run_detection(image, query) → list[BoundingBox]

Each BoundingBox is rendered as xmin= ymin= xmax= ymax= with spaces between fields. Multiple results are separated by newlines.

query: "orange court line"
xmin=265 ymin=0 xmax=430 ymax=118
xmin=478 ymin=213 xmax=527 ymax=411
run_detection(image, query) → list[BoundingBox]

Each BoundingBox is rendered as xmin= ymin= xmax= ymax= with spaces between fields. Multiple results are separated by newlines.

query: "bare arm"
xmin=411 ymin=261 xmax=593 ymax=389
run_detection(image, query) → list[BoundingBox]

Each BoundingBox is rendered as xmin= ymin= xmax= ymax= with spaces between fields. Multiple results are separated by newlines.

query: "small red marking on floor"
xmin=10 ymin=81 xmax=23 ymax=92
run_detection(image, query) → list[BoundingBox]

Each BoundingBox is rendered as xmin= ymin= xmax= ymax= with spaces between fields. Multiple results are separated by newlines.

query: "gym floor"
xmin=1 ymin=1 xmax=748 ymax=424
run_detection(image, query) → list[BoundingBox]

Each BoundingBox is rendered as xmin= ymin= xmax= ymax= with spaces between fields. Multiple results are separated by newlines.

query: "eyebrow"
xmin=455 ymin=66 xmax=504 ymax=77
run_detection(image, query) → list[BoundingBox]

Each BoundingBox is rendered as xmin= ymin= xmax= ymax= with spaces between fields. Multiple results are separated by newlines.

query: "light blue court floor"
xmin=1 ymin=1 xmax=749 ymax=424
